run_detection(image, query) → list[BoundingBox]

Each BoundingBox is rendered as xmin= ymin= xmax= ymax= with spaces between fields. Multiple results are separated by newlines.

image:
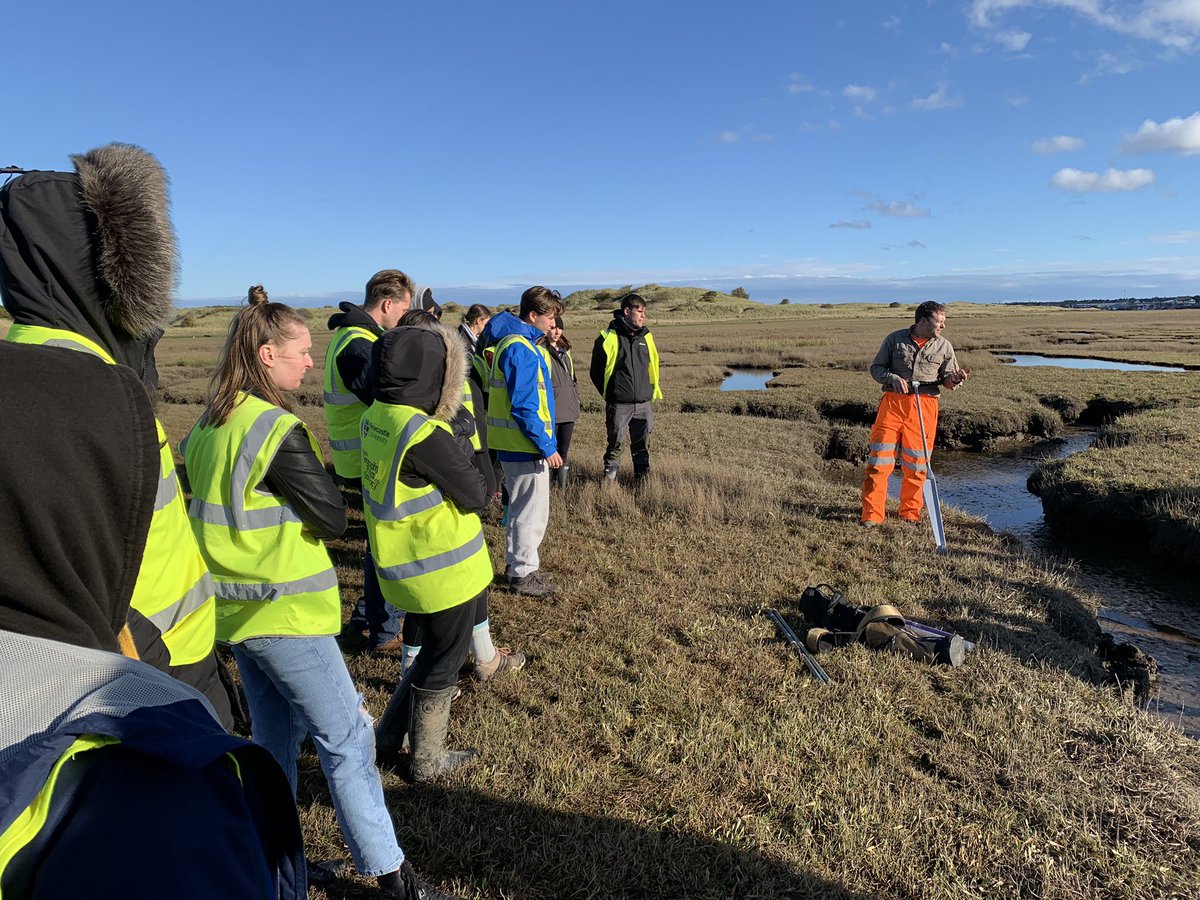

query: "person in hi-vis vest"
xmin=183 ymin=287 xmax=461 ymax=900
xmin=0 ymin=142 xmax=232 ymax=726
xmin=323 ymin=269 xmax=414 ymax=654
xmin=0 ymin=341 xmax=306 ymax=900
xmin=480 ymin=287 xmax=563 ymax=599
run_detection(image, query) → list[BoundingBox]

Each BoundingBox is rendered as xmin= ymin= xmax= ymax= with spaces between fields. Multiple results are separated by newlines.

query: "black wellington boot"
xmin=374 ymin=668 xmax=414 ymax=755
xmin=408 ymin=685 xmax=479 ymax=782
xmin=553 ymin=463 xmax=569 ymax=491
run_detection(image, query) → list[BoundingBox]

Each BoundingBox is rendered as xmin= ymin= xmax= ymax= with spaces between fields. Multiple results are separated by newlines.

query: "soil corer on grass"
xmin=764 ymin=608 xmax=832 ymax=683
xmin=911 ymin=381 xmax=947 ymax=553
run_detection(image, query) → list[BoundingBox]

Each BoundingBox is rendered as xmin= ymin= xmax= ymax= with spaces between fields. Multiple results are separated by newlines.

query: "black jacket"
xmin=590 ymin=313 xmax=655 ymax=404
xmin=326 ymin=302 xmax=384 ymax=406
xmin=262 ymin=427 xmax=348 ymax=541
xmin=0 ymin=147 xmax=238 ymax=725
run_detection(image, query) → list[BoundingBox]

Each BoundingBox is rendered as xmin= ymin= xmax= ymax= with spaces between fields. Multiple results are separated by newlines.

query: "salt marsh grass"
xmin=65 ymin=299 xmax=1200 ymax=897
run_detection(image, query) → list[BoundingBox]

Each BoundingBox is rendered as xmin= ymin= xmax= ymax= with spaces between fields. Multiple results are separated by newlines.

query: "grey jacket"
xmin=869 ymin=327 xmax=961 ymax=396
xmin=548 ymin=344 xmax=581 ymax=424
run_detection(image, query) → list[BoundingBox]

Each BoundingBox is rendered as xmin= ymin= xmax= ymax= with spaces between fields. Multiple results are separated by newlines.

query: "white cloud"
xmin=881 ymin=15 xmax=902 ymax=31
xmin=829 ymin=219 xmax=872 ymax=229
xmin=969 ymin=0 xmax=1200 ymax=52
xmin=1002 ymin=90 xmax=1031 ymax=107
xmin=912 ymin=83 xmax=963 ymax=111
xmin=715 ymin=131 xmax=740 ymax=143
xmin=1050 ymin=167 xmax=1155 ymax=192
xmin=843 ymin=84 xmax=877 ymax=103
xmin=787 ymin=73 xmax=816 ymax=94
xmin=969 ymin=0 xmax=1032 ymax=30
xmin=1078 ymin=50 xmax=1141 ymax=82
xmin=1033 ymin=135 xmax=1085 ymax=154
xmin=868 ymin=199 xmax=933 ymax=217
xmin=994 ymin=29 xmax=1032 ymax=50
xmin=1151 ymin=230 xmax=1200 ymax=244
xmin=1121 ymin=112 xmax=1200 ymax=155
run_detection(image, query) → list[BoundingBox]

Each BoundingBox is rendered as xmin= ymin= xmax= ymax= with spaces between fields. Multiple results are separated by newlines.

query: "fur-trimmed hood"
xmin=0 ymin=143 xmax=177 ymax=382
xmin=370 ymin=320 xmax=466 ymax=420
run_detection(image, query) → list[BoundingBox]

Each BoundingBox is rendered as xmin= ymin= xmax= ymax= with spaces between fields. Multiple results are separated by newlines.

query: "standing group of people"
xmin=0 ymin=142 xmax=670 ymax=900
xmin=1 ymin=141 xmax=968 ymax=900
xmin=0 ymin=144 xmax=463 ymax=899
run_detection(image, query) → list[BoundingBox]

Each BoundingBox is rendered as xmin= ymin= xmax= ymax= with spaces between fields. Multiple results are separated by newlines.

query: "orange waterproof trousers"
xmin=860 ymin=392 xmax=939 ymax=524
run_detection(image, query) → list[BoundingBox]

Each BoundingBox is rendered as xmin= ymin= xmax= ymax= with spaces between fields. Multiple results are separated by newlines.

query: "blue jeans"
xmin=232 ymin=636 xmax=404 ymax=877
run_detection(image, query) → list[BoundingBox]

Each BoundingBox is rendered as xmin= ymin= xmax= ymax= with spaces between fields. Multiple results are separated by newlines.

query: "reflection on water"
xmin=995 ymin=353 xmax=1188 ymax=373
xmin=933 ymin=432 xmax=1200 ymax=737
xmin=720 ymin=368 xmax=774 ymax=391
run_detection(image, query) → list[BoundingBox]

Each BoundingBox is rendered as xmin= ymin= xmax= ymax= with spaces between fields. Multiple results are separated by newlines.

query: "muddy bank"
xmin=1029 ymin=463 xmax=1200 ymax=568
xmin=1028 ymin=406 xmax=1200 ymax=570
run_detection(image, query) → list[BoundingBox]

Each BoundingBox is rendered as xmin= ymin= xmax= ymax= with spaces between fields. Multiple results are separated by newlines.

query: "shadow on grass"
xmin=316 ymin=784 xmax=873 ymax=900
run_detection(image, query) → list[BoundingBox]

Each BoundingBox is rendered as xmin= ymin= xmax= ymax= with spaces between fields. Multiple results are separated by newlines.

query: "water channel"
xmin=720 ymin=368 xmax=775 ymax=391
xmin=995 ymin=353 xmax=1190 ymax=373
xmin=934 ymin=436 xmax=1200 ymax=737
xmin=722 ymin=361 xmax=1200 ymax=736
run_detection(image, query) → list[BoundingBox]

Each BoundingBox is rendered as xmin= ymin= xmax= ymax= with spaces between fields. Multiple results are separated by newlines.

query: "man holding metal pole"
xmin=860 ymin=301 xmax=969 ymax=529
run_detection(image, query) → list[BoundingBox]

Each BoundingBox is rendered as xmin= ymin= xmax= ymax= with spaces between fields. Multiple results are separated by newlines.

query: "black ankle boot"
xmin=377 ymin=860 xmax=463 ymax=900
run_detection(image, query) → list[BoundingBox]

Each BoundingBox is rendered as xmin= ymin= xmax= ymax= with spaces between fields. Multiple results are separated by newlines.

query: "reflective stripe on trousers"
xmin=861 ymin=392 xmax=938 ymax=523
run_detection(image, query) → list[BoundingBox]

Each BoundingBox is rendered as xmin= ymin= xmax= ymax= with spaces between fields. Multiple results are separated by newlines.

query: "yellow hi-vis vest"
xmin=322 ymin=324 xmax=378 ymax=480
xmin=4 ymin=324 xmax=217 ymax=666
xmin=485 ymin=335 xmax=553 ymax=454
xmin=182 ymin=392 xmax=340 ymax=642
xmin=597 ymin=327 xmax=663 ymax=401
xmin=360 ymin=402 xmax=492 ymax=614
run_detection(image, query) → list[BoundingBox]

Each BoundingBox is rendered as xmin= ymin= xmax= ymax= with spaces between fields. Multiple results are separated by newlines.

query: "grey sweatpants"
xmin=501 ymin=457 xmax=550 ymax=578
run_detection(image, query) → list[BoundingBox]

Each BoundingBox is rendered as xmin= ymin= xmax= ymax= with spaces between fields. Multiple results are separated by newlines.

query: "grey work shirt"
xmin=869 ymin=327 xmax=961 ymax=396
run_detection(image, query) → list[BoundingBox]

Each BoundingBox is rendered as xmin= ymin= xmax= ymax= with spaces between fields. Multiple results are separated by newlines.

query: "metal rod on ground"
xmin=910 ymin=381 xmax=948 ymax=553
xmin=764 ymin=609 xmax=832 ymax=683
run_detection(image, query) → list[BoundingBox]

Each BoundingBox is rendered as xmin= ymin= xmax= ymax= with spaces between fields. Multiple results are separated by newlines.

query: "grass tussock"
xmin=138 ymin=302 xmax=1200 ymax=898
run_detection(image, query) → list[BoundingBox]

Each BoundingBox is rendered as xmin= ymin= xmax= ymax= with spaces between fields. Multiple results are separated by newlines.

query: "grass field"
xmin=9 ymin=296 xmax=1200 ymax=898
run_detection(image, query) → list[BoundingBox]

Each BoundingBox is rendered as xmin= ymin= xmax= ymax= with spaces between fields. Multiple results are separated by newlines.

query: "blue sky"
xmin=5 ymin=1 xmax=1199 ymax=305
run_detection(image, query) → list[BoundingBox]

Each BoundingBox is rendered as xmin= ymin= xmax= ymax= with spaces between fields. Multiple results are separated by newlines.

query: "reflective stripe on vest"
xmin=485 ymin=335 xmax=553 ymax=453
xmin=5 ymin=323 xmax=113 ymax=360
xmin=322 ymin=325 xmax=378 ymax=479
xmin=184 ymin=393 xmax=340 ymax=642
xmin=361 ymin=403 xmax=493 ymax=614
xmin=6 ymin=325 xmax=217 ymax=666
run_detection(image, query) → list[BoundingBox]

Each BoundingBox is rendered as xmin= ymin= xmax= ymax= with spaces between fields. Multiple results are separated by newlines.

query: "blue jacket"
xmin=0 ymin=633 xmax=306 ymax=900
xmin=480 ymin=311 xmax=557 ymax=461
